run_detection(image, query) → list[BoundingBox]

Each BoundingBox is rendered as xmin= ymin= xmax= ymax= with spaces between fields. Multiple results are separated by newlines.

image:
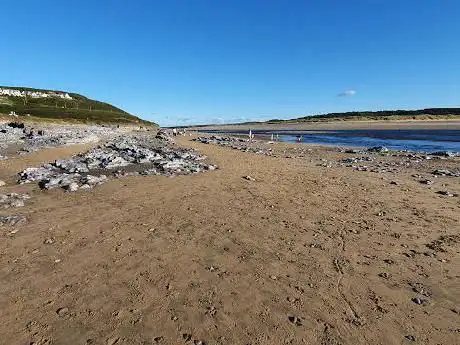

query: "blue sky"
xmin=1 ymin=1 xmax=459 ymax=126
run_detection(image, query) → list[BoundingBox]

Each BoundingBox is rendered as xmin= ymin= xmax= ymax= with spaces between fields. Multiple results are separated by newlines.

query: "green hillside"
xmin=265 ymin=108 xmax=460 ymax=124
xmin=0 ymin=86 xmax=156 ymax=126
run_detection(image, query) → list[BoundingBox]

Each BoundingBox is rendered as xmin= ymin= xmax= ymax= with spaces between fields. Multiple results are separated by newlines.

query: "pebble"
xmin=56 ymin=307 xmax=69 ymax=317
xmin=0 ymin=180 xmax=6 ymax=187
xmin=405 ymin=335 xmax=416 ymax=341
xmin=411 ymin=297 xmax=424 ymax=305
xmin=107 ymin=337 xmax=120 ymax=345
xmin=420 ymin=179 xmax=434 ymax=185
xmin=243 ymin=175 xmax=256 ymax=181
xmin=288 ymin=315 xmax=303 ymax=326
xmin=182 ymin=333 xmax=192 ymax=341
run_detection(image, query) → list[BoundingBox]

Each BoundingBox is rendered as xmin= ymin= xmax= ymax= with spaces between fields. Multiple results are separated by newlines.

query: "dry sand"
xmin=0 ymin=135 xmax=459 ymax=345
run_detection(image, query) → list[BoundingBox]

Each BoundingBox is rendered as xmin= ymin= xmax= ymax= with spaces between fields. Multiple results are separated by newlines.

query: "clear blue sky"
xmin=1 ymin=1 xmax=459 ymax=126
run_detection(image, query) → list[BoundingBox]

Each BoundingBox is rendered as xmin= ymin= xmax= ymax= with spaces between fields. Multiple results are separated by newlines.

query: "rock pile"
xmin=340 ymin=157 xmax=373 ymax=164
xmin=195 ymin=136 xmax=247 ymax=145
xmin=337 ymin=146 xmax=460 ymax=174
xmin=194 ymin=136 xmax=274 ymax=156
xmin=0 ymin=123 xmax=120 ymax=158
xmin=19 ymin=135 xmax=215 ymax=192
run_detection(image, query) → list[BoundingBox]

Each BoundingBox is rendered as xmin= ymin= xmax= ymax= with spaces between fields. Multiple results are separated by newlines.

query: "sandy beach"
xmin=191 ymin=119 xmax=460 ymax=131
xmin=0 ymin=131 xmax=459 ymax=345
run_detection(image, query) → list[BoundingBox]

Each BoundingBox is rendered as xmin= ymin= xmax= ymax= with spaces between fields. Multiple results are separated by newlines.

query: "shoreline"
xmin=192 ymin=128 xmax=460 ymax=154
xmin=188 ymin=119 xmax=460 ymax=131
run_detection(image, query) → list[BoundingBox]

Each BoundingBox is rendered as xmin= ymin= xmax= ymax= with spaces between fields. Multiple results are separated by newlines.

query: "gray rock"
xmin=65 ymin=182 xmax=79 ymax=192
xmin=432 ymin=169 xmax=460 ymax=177
xmin=420 ymin=179 xmax=434 ymax=185
xmin=431 ymin=151 xmax=456 ymax=157
xmin=368 ymin=146 xmax=389 ymax=153
xmin=411 ymin=297 xmax=424 ymax=305
xmin=54 ymin=159 xmax=89 ymax=173
xmin=9 ymin=199 xmax=25 ymax=207
xmin=84 ymin=175 xmax=107 ymax=185
xmin=0 ymin=193 xmax=30 ymax=208
xmin=0 ymin=215 xmax=26 ymax=226
xmin=437 ymin=190 xmax=457 ymax=197
xmin=19 ymin=167 xmax=54 ymax=183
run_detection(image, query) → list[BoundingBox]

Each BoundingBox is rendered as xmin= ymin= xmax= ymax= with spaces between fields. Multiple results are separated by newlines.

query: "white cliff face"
xmin=0 ymin=87 xmax=73 ymax=100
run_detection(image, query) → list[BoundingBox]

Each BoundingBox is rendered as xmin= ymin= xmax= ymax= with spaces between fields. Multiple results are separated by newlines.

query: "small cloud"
xmin=211 ymin=117 xmax=225 ymax=124
xmin=177 ymin=117 xmax=191 ymax=123
xmin=338 ymin=89 xmax=356 ymax=97
xmin=230 ymin=117 xmax=251 ymax=123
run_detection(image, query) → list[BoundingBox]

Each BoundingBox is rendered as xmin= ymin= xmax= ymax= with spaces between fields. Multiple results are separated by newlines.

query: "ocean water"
xmin=199 ymin=129 xmax=460 ymax=153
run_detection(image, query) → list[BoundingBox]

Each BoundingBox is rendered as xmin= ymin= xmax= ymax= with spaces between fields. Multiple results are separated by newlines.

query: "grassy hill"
xmin=265 ymin=108 xmax=460 ymax=124
xmin=0 ymin=86 xmax=156 ymax=126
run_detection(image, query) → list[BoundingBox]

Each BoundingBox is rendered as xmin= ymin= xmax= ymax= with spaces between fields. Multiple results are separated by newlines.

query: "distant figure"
xmin=249 ymin=129 xmax=252 ymax=142
xmin=172 ymin=128 xmax=177 ymax=136
xmin=297 ymin=135 xmax=302 ymax=142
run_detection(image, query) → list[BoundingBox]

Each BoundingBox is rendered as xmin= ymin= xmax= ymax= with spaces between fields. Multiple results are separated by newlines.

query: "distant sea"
xmin=199 ymin=129 xmax=460 ymax=153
